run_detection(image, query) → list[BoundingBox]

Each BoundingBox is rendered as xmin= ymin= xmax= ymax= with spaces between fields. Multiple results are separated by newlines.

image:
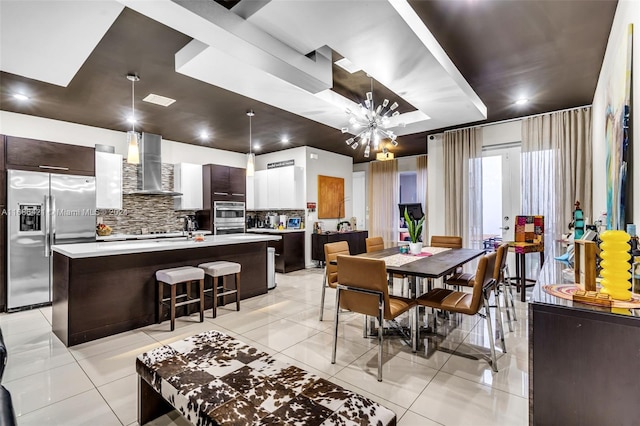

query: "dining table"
xmin=348 ymin=246 xmax=486 ymax=351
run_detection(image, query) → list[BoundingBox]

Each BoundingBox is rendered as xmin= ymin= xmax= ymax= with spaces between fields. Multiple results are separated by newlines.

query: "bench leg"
xmin=138 ymin=376 xmax=172 ymax=425
xmin=235 ymin=272 xmax=241 ymax=312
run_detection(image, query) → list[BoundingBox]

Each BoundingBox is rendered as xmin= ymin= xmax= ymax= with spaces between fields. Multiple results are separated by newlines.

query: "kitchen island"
xmin=51 ymin=234 xmax=280 ymax=346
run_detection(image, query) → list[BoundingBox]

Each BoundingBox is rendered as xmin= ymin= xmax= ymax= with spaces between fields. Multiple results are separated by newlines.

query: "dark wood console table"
xmin=530 ymin=244 xmax=640 ymax=425
xmin=311 ymin=230 xmax=368 ymax=262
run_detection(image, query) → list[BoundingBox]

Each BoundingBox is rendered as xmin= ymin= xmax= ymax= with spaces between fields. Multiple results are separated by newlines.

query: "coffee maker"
xmin=184 ymin=215 xmax=198 ymax=232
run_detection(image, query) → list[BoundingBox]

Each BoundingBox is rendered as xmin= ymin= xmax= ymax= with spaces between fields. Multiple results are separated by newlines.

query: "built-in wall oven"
xmin=213 ymin=201 xmax=245 ymax=235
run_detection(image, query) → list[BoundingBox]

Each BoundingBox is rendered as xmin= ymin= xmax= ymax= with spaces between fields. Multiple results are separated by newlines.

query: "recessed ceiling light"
xmin=13 ymin=93 xmax=30 ymax=101
xmin=127 ymin=116 xmax=137 ymax=124
xmin=515 ymin=98 xmax=529 ymax=105
xmin=253 ymin=144 xmax=261 ymax=151
xmin=334 ymin=57 xmax=362 ymax=74
xmin=199 ymin=131 xmax=210 ymax=140
xmin=281 ymin=137 xmax=289 ymax=144
xmin=143 ymin=93 xmax=176 ymax=107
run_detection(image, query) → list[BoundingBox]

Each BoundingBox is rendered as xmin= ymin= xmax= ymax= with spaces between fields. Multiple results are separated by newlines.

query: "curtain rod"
xmin=443 ymin=104 xmax=592 ymax=133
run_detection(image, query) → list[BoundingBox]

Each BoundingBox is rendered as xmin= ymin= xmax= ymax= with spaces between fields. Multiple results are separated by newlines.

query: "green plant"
xmin=404 ymin=207 xmax=425 ymax=243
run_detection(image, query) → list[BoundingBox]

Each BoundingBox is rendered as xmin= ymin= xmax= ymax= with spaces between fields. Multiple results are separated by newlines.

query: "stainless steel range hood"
xmin=130 ymin=132 xmax=182 ymax=196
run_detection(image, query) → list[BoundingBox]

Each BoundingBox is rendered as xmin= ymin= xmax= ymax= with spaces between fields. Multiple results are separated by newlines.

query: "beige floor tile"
xmin=16 ymin=389 xmax=121 ymax=426
xmin=440 ymin=352 xmax=529 ymax=398
xmin=0 ymin=309 xmax=50 ymax=336
xmin=77 ymin=340 xmax=161 ymax=388
xmin=207 ymin=307 xmax=283 ymax=334
xmin=3 ymin=334 xmax=75 ymax=382
xmin=4 ymin=362 xmax=94 ymax=416
xmin=127 ymin=411 xmax=192 ymax=426
xmin=333 ymin=347 xmax=438 ymax=409
xmin=39 ymin=305 xmax=53 ymax=325
xmin=398 ymin=410 xmax=443 ymax=426
xmin=69 ymin=329 xmax=157 ymax=361
xmin=281 ymin=330 xmax=371 ymax=375
xmin=241 ymin=318 xmax=321 ymax=352
xmin=282 ymin=306 xmax=335 ymax=331
xmin=409 ymin=371 xmax=528 ymax=426
xmin=98 ymin=373 xmax=138 ymax=425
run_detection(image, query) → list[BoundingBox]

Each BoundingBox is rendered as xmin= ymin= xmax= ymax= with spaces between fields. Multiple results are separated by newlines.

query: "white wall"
xmin=305 ymin=146 xmax=354 ymax=267
xmin=0 ymin=111 xmax=247 ymax=167
xmin=592 ymin=0 xmax=639 ymax=225
xmin=253 ymin=145 xmax=354 ymax=267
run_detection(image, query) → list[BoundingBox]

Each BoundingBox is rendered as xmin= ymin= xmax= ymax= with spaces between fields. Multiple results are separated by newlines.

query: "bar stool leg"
xmin=157 ymin=281 xmax=163 ymax=324
xmin=198 ymin=279 xmax=204 ymax=323
xmin=519 ymin=253 xmax=526 ymax=302
xmin=212 ymin=276 xmax=218 ymax=319
xmin=222 ymin=275 xmax=227 ymax=307
xmin=170 ymin=284 xmax=177 ymax=331
xmin=235 ymin=272 xmax=241 ymax=311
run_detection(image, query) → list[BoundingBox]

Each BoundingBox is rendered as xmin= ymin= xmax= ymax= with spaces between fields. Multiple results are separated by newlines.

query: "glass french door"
xmin=481 ymin=145 xmax=521 ymax=248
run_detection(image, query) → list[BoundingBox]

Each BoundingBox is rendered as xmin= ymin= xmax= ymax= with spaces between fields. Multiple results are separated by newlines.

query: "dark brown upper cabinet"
xmin=5 ymin=136 xmax=95 ymax=176
xmin=0 ymin=134 xmax=5 ymax=171
xmin=203 ymin=164 xmax=246 ymax=203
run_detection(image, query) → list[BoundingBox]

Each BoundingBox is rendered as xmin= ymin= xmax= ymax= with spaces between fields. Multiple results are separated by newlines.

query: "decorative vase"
xmin=409 ymin=242 xmax=423 ymax=255
xmin=599 ymin=230 xmax=632 ymax=301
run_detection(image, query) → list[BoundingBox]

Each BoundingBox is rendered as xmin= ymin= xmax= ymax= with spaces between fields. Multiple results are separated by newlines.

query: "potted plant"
xmin=404 ymin=207 xmax=425 ymax=255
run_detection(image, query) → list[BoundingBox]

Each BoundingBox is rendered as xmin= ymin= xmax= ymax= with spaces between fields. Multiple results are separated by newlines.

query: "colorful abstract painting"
xmin=605 ymin=24 xmax=633 ymax=230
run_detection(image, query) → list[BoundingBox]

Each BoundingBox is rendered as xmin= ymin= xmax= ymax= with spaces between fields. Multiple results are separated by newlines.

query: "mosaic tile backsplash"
xmin=97 ymin=161 xmax=196 ymax=234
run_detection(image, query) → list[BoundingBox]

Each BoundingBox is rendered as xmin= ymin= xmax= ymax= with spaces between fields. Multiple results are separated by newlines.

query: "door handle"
xmin=44 ymin=195 xmax=50 ymax=257
xmin=50 ymin=195 xmax=56 ymax=244
xmin=499 ymin=226 xmax=510 ymax=230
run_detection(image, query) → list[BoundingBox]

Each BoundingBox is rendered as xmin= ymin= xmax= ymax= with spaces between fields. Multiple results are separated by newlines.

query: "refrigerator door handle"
xmin=50 ymin=195 xmax=56 ymax=245
xmin=44 ymin=195 xmax=50 ymax=257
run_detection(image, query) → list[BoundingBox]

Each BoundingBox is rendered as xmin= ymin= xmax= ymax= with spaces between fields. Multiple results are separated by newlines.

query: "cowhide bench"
xmin=136 ymin=330 xmax=397 ymax=425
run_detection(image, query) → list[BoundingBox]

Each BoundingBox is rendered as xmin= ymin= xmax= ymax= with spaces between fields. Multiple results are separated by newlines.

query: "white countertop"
xmin=52 ymin=234 xmax=281 ymax=259
xmin=247 ymin=228 xmax=306 ymax=234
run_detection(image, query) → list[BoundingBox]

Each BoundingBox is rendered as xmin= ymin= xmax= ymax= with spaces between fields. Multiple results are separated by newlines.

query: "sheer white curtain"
xmin=443 ymin=128 xmax=483 ymax=249
xmin=521 ymin=107 xmax=592 ymax=251
xmin=416 ymin=155 xmax=428 ymax=243
xmin=369 ymin=159 xmax=399 ymax=247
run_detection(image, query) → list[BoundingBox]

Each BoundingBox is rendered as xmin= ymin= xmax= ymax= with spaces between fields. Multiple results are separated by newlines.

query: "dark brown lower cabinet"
xmin=530 ymin=302 xmax=640 ymax=425
xmin=247 ymin=231 xmax=305 ymax=273
xmin=311 ymin=230 xmax=368 ymax=262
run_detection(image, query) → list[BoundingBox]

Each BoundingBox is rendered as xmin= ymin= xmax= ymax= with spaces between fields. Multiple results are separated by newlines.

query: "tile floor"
xmin=1 ymin=268 xmax=530 ymax=425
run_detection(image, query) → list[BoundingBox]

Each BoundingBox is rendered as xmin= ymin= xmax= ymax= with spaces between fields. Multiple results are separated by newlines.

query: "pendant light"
xmin=246 ymin=110 xmax=255 ymax=176
xmin=126 ymin=73 xmax=140 ymax=164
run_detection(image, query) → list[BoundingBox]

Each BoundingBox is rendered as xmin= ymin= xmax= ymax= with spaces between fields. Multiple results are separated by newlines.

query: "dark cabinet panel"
xmin=211 ymin=166 xmax=230 ymax=197
xmin=247 ymin=231 xmax=305 ymax=273
xmin=228 ymin=167 xmax=246 ymax=198
xmin=311 ymin=231 xmax=369 ymax=262
xmin=5 ymin=136 xmax=95 ymax=175
xmin=531 ymin=303 xmax=640 ymax=425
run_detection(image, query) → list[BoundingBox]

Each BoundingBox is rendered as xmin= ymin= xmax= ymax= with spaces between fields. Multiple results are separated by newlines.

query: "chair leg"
xmin=198 ymin=279 xmax=204 ymax=323
xmin=170 ymin=284 xmax=177 ymax=332
xmin=363 ymin=315 xmax=368 ymax=338
xmin=412 ymin=305 xmax=419 ymax=353
xmin=483 ymin=290 xmax=498 ymax=372
xmin=319 ymin=269 xmax=328 ymax=321
xmin=493 ymin=281 xmax=506 ymax=337
xmin=331 ymin=288 xmax=341 ymax=365
xmin=157 ymin=281 xmax=163 ymax=324
xmin=504 ymin=265 xmax=518 ymax=321
xmin=235 ymin=272 xmax=241 ymax=312
xmin=222 ymin=275 xmax=227 ymax=307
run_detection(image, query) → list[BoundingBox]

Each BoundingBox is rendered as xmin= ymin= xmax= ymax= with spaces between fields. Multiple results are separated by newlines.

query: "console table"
xmin=311 ymin=230 xmax=368 ymax=263
xmin=530 ymin=244 xmax=640 ymax=425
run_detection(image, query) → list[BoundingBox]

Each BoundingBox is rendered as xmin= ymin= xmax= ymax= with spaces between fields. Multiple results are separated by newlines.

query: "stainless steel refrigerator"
xmin=7 ymin=170 xmax=96 ymax=310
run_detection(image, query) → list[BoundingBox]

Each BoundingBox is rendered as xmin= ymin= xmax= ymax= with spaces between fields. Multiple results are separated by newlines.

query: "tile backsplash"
xmin=97 ymin=161 xmax=195 ymax=234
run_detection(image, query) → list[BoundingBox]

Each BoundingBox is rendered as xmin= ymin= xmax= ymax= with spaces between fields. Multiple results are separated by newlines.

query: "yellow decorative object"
xmin=599 ymin=230 xmax=632 ymax=301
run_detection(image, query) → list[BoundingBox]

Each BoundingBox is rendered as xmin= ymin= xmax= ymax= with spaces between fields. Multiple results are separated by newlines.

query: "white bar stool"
xmin=198 ymin=261 xmax=241 ymax=318
xmin=155 ymin=266 xmax=205 ymax=331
